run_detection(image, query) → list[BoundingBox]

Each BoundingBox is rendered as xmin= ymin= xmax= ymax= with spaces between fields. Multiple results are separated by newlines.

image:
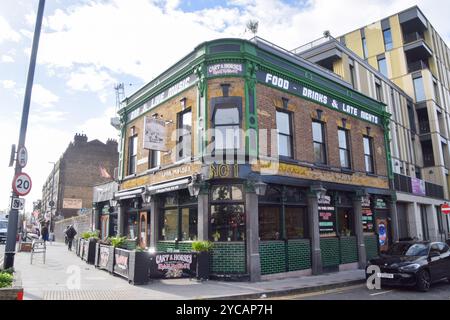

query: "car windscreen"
xmin=387 ymin=243 xmax=429 ymax=256
xmin=0 ymin=221 xmax=7 ymax=229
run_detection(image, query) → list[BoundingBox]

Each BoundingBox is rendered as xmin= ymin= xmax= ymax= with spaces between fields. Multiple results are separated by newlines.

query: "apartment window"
xmin=433 ymin=80 xmax=441 ymax=105
xmin=148 ymin=150 xmax=160 ymax=169
xmin=338 ymin=128 xmax=351 ymax=169
xmin=177 ymin=109 xmax=192 ymax=161
xmin=350 ymin=63 xmax=357 ymax=88
xmin=213 ymin=107 xmax=240 ymax=150
xmin=312 ymin=121 xmax=327 ymax=164
xmin=383 ymin=28 xmax=393 ymax=51
xmin=362 ymin=37 xmax=368 ymax=59
xmin=363 ymin=136 xmax=375 ymax=174
xmin=378 ymin=57 xmax=388 ymax=77
xmin=276 ymin=110 xmax=293 ymax=158
xmin=413 ymin=76 xmax=426 ymax=102
xmin=375 ymin=82 xmax=383 ymax=102
xmin=127 ymin=134 xmax=138 ymax=175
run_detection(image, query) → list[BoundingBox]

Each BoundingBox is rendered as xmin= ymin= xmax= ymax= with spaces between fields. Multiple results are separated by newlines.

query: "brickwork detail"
xmin=287 ymin=239 xmax=312 ymax=271
xmin=364 ymin=235 xmax=379 ymax=260
xmin=339 ymin=236 xmax=358 ymax=264
xmin=259 ymin=241 xmax=286 ymax=275
xmin=156 ymin=241 xmax=192 ymax=252
xmin=320 ymin=238 xmax=340 ymax=267
xmin=210 ymin=242 xmax=246 ymax=274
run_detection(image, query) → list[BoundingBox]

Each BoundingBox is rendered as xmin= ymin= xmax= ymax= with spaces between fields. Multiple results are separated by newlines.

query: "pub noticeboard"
xmin=149 ymin=253 xmax=197 ymax=279
xmin=362 ymin=197 xmax=375 ymax=233
xmin=98 ymin=245 xmax=111 ymax=269
xmin=114 ymin=249 xmax=130 ymax=278
xmin=318 ymin=195 xmax=336 ymax=237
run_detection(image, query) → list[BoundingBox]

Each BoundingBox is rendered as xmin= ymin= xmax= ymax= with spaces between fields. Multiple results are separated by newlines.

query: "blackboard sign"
xmin=98 ymin=245 xmax=111 ymax=269
xmin=318 ymin=195 xmax=336 ymax=237
xmin=149 ymin=253 xmax=197 ymax=279
xmin=114 ymin=249 xmax=129 ymax=277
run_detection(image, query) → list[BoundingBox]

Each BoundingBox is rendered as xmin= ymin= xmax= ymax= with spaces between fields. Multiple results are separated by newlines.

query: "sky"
xmin=1 ymin=0 xmax=450 ymax=214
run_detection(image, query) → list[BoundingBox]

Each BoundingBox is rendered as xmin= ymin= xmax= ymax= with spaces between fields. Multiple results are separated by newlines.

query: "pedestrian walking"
xmin=63 ymin=225 xmax=70 ymax=244
xmin=65 ymin=225 xmax=77 ymax=251
xmin=41 ymin=224 xmax=49 ymax=243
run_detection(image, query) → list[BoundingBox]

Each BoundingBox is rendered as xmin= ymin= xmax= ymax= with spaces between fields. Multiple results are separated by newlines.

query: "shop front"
xmin=93 ymin=181 xmax=118 ymax=240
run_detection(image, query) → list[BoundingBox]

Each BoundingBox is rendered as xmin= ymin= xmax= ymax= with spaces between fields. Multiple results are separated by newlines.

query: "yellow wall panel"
xmin=345 ymin=30 xmax=364 ymax=59
xmin=365 ymin=22 xmax=384 ymax=58
xmin=389 ymin=15 xmax=403 ymax=49
xmin=387 ymin=48 xmax=407 ymax=78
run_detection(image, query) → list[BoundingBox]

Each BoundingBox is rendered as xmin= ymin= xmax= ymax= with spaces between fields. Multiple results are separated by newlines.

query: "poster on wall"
xmin=149 ymin=253 xmax=197 ymax=279
xmin=361 ymin=196 xmax=375 ymax=233
xmin=318 ymin=195 xmax=337 ymax=237
xmin=143 ymin=116 xmax=167 ymax=151
xmin=376 ymin=218 xmax=389 ymax=252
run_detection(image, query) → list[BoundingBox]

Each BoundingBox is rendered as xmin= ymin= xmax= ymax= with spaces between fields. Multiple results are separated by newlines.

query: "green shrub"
xmin=81 ymin=230 xmax=100 ymax=240
xmin=109 ymin=236 xmax=127 ymax=248
xmin=0 ymin=272 xmax=13 ymax=288
xmin=192 ymin=241 xmax=213 ymax=252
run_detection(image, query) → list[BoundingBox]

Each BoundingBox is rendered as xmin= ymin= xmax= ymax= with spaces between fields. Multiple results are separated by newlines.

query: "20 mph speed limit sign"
xmin=12 ymin=172 xmax=32 ymax=196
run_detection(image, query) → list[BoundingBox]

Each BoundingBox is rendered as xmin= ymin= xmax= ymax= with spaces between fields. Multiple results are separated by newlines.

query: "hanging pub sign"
xmin=374 ymin=198 xmax=387 ymax=209
xmin=318 ymin=195 xmax=337 ymax=237
xmin=149 ymin=253 xmax=197 ymax=279
xmin=256 ymin=71 xmax=380 ymax=125
xmin=143 ymin=116 xmax=167 ymax=151
xmin=113 ymin=248 xmax=130 ymax=278
xmin=361 ymin=197 xmax=374 ymax=233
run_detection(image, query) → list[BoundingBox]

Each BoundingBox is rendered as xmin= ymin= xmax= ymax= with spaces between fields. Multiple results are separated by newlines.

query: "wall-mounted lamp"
xmin=311 ymin=184 xmax=327 ymax=199
xmin=188 ymin=173 xmax=204 ymax=197
xmin=254 ymin=180 xmax=268 ymax=196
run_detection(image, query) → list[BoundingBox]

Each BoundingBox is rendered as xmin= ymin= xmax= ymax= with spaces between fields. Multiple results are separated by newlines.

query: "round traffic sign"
xmin=441 ymin=203 xmax=450 ymax=215
xmin=12 ymin=172 xmax=32 ymax=196
xmin=18 ymin=147 xmax=28 ymax=168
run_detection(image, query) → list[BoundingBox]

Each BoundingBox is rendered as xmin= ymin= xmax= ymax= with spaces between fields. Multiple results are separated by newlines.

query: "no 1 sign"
xmin=12 ymin=172 xmax=32 ymax=196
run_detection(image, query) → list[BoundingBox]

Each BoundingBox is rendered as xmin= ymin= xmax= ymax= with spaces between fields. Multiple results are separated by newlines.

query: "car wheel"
xmin=416 ymin=270 xmax=431 ymax=292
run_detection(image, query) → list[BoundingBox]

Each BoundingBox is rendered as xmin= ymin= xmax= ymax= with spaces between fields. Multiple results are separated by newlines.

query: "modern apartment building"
xmin=294 ymin=5 xmax=450 ymax=242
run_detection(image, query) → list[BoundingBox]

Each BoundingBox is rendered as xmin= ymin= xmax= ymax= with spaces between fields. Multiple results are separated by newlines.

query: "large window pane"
xmin=259 ymin=206 xmax=281 ymax=240
xmin=285 ymin=207 xmax=307 ymax=239
xmin=340 ymin=149 xmax=350 ymax=168
xmin=312 ymin=122 xmax=324 ymax=143
xmin=177 ymin=110 xmax=192 ymax=160
xmin=278 ymin=134 xmax=292 ymax=157
xmin=160 ymin=209 xmax=178 ymax=240
xmin=276 ymin=111 xmax=291 ymax=135
xmin=378 ymin=58 xmax=388 ymax=77
xmin=413 ymin=77 xmax=426 ymax=102
xmin=210 ymin=204 xmax=245 ymax=242
xmin=214 ymin=108 xmax=239 ymax=125
xmin=383 ymin=29 xmax=393 ymax=51
xmin=314 ymin=142 xmax=326 ymax=164
xmin=338 ymin=130 xmax=348 ymax=149
xmin=214 ymin=125 xmax=240 ymax=150
xmin=181 ymin=208 xmax=197 ymax=241
xmin=338 ymin=208 xmax=354 ymax=236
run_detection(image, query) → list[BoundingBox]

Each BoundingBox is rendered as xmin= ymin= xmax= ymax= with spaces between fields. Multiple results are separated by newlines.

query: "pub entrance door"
xmin=139 ymin=211 xmax=149 ymax=249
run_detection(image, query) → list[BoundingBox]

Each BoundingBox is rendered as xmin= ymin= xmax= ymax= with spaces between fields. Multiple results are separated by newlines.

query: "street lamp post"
xmin=3 ymin=0 xmax=46 ymax=270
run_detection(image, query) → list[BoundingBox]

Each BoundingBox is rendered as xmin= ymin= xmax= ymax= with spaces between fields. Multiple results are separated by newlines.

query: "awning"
xmin=114 ymin=186 xmax=145 ymax=200
xmin=148 ymin=178 xmax=191 ymax=195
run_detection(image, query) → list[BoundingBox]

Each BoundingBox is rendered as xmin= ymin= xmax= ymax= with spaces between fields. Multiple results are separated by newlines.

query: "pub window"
xmin=210 ymin=184 xmax=245 ymax=242
xmin=127 ymin=134 xmax=138 ymax=175
xmin=213 ymin=107 xmax=240 ymax=150
xmin=338 ymin=128 xmax=351 ymax=169
xmin=312 ymin=121 xmax=327 ymax=164
xmin=363 ymin=136 xmax=375 ymax=174
xmin=148 ymin=150 xmax=160 ymax=169
xmin=285 ymin=207 xmax=307 ymax=239
xmin=337 ymin=208 xmax=354 ymax=236
xmin=177 ymin=108 xmax=192 ymax=161
xmin=276 ymin=110 xmax=293 ymax=158
xmin=160 ymin=209 xmax=178 ymax=241
xmin=181 ymin=208 xmax=197 ymax=241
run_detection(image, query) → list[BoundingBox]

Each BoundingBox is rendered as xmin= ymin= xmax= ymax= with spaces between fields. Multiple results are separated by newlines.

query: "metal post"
xmin=49 ymin=162 xmax=55 ymax=233
xmin=3 ymin=0 xmax=45 ymax=270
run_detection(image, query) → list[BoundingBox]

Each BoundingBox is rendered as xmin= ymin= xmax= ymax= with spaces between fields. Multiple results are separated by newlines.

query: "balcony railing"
xmin=403 ymin=32 xmax=425 ymax=45
xmin=408 ymin=60 xmax=428 ymax=73
xmin=419 ymin=121 xmax=430 ymax=134
xmin=393 ymin=173 xmax=444 ymax=199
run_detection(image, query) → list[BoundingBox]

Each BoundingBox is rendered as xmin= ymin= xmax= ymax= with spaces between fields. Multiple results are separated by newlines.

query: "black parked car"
xmin=366 ymin=241 xmax=450 ymax=292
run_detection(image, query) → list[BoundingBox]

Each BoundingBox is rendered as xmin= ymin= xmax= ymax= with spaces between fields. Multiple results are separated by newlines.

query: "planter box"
xmin=76 ymin=239 xmax=82 ymax=257
xmin=95 ymin=243 xmax=115 ymax=273
xmin=80 ymin=239 xmax=97 ymax=265
xmin=196 ymin=252 xmax=210 ymax=281
xmin=0 ymin=271 xmax=24 ymax=300
xmin=113 ymin=248 xmax=150 ymax=285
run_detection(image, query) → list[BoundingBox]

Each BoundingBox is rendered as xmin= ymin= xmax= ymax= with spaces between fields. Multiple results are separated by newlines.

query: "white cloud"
xmin=76 ymin=106 xmax=119 ymax=144
xmin=1 ymin=80 xmax=16 ymax=89
xmin=0 ymin=15 xmax=21 ymax=43
xmin=1 ymin=55 xmax=14 ymax=63
xmin=31 ymin=84 xmax=59 ymax=108
xmin=67 ymin=66 xmax=116 ymax=93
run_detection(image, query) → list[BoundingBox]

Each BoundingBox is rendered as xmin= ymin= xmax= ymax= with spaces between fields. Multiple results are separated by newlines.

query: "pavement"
xmin=10 ymin=242 xmax=366 ymax=300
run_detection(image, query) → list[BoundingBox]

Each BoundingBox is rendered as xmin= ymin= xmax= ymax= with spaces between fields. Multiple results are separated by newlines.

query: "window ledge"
xmin=340 ymin=168 xmax=354 ymax=175
xmin=366 ymin=173 xmax=378 ymax=177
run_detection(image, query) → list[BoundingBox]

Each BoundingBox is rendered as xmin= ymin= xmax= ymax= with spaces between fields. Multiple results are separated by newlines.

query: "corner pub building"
xmin=113 ymin=37 xmax=394 ymax=281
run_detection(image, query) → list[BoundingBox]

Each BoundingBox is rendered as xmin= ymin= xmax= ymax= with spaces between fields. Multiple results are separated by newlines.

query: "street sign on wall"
xmin=12 ymin=172 xmax=32 ymax=196
xmin=441 ymin=203 xmax=450 ymax=215
xmin=11 ymin=197 xmax=25 ymax=210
